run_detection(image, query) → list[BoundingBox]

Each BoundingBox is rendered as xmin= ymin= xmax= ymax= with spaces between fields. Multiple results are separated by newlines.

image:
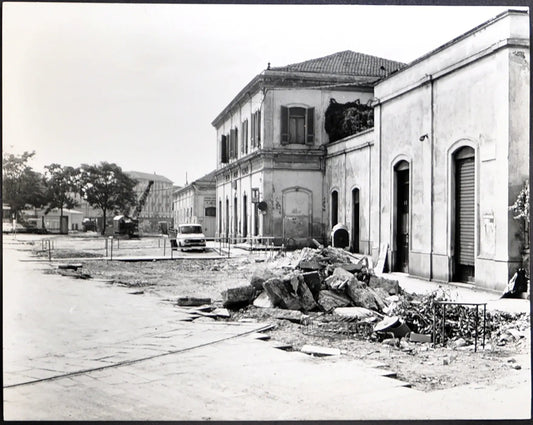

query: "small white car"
xmin=176 ymin=224 xmax=206 ymax=252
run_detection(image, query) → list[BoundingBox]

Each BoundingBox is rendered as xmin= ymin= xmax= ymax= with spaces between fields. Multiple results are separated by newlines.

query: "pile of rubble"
xmin=221 ymin=246 xmax=401 ymax=327
xmin=219 ymin=247 xmax=530 ymax=347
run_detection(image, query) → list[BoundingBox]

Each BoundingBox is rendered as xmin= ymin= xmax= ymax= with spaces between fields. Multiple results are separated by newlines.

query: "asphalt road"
xmin=2 ymin=235 xmax=531 ymax=420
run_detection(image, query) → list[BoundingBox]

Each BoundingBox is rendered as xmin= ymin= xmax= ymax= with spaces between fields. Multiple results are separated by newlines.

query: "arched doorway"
xmin=352 ymin=188 xmax=360 ymax=253
xmin=453 ymin=146 xmax=475 ymax=282
xmin=331 ymin=190 xmax=339 ymax=228
xmin=394 ymin=161 xmax=409 ymax=272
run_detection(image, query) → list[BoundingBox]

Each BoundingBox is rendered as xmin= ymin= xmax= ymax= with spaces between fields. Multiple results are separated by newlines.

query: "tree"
xmin=43 ymin=163 xmax=79 ymax=217
xmin=78 ymin=162 xmax=138 ymax=235
xmin=2 ymin=151 xmax=47 ymax=218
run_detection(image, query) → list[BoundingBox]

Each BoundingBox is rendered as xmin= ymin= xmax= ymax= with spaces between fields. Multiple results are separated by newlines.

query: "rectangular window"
xmin=241 ymin=119 xmax=248 ymax=154
xmin=281 ymin=106 xmax=315 ymax=145
xmin=205 ymin=207 xmax=216 ymax=217
xmin=251 ymin=110 xmax=261 ymax=148
xmin=221 ymin=134 xmax=228 ymax=163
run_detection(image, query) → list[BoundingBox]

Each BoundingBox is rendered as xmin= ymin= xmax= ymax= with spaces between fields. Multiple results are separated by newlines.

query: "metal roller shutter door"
xmin=456 ymin=158 xmax=475 ymax=266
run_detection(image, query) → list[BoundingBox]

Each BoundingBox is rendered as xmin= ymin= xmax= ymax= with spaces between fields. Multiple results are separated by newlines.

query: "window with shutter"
xmin=244 ymin=120 xmax=248 ymax=154
xmin=228 ymin=131 xmax=233 ymax=159
xmin=251 ymin=114 xmax=256 ymax=148
xmin=226 ymin=133 xmax=230 ymax=161
xmin=221 ymin=135 xmax=228 ymax=163
xmin=281 ymin=106 xmax=289 ymax=145
xmin=306 ymin=107 xmax=315 ymax=145
xmin=281 ymin=106 xmax=315 ymax=145
xmin=256 ymin=110 xmax=261 ymax=146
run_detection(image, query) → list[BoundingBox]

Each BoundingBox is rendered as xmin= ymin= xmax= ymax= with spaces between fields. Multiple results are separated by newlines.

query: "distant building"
xmin=172 ymin=171 xmax=216 ymax=237
xmin=126 ymin=171 xmax=174 ymax=233
xmin=21 ymin=207 xmax=83 ymax=233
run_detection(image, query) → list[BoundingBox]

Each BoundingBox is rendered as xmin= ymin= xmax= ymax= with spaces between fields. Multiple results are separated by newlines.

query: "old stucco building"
xmin=172 ymin=170 xmax=217 ymax=238
xmin=212 ymin=50 xmax=404 ymax=246
xmin=213 ymin=9 xmax=529 ymax=291
xmin=327 ymin=9 xmax=529 ymax=290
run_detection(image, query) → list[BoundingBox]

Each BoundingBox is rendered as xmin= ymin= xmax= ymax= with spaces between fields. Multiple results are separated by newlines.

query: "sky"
xmin=2 ymin=2 xmax=528 ymax=187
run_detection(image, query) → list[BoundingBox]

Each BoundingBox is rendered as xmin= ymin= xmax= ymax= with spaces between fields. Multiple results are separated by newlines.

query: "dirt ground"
xmin=29 ymin=236 xmax=531 ymax=392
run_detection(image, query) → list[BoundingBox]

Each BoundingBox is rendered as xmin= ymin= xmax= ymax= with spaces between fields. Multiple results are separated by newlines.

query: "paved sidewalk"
xmin=381 ymin=271 xmax=531 ymax=314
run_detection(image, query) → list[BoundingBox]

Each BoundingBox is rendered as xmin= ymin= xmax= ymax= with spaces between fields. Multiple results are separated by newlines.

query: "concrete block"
xmin=253 ymin=291 xmax=275 ymax=308
xmin=298 ymin=260 xmax=322 ymax=271
xmin=301 ymin=344 xmax=340 ymax=356
xmin=368 ymin=275 xmax=400 ymax=295
xmin=221 ymin=286 xmax=256 ymax=309
xmin=410 ymin=333 xmax=432 ymax=343
xmin=333 ymin=306 xmax=378 ymax=319
xmin=317 ymin=290 xmax=352 ymax=313
xmin=177 ymin=297 xmax=212 ymax=307
xmin=302 ymin=271 xmax=322 ymax=297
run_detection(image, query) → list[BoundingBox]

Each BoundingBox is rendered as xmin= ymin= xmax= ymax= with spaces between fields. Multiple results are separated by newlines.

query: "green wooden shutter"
xmin=306 ymin=107 xmax=315 ymax=145
xmin=281 ymin=106 xmax=289 ymax=145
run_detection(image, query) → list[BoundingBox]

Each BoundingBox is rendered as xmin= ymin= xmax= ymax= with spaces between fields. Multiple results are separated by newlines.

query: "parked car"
xmin=175 ymin=224 xmax=206 ymax=251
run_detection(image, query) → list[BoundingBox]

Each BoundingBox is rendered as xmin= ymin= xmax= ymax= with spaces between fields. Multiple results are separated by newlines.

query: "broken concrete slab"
xmin=263 ymin=278 xmax=301 ymax=310
xmin=410 ymin=333 xmax=432 ymax=343
xmin=293 ymin=276 xmax=318 ymax=312
xmin=249 ymin=332 xmax=271 ymax=341
xmin=212 ymin=308 xmax=230 ymax=318
xmin=297 ymin=260 xmax=322 ymax=271
xmin=269 ymin=341 xmax=293 ymax=351
xmin=368 ymin=275 xmax=401 ymax=295
xmin=301 ymin=271 xmax=322 ymax=297
xmin=301 ymin=344 xmax=341 ymax=357
xmin=58 ymin=269 xmax=91 ymax=279
xmin=253 ymin=291 xmax=275 ymax=308
xmin=317 ymin=290 xmax=352 ymax=313
xmin=259 ymin=308 xmax=306 ymax=323
xmin=176 ymin=297 xmax=212 ymax=307
xmin=344 ymin=283 xmax=379 ymax=311
xmin=250 ymin=267 xmax=280 ymax=291
xmin=263 ymin=277 xmax=318 ymax=312
xmin=221 ymin=285 xmax=256 ymax=309
xmin=333 ymin=306 xmax=379 ymax=319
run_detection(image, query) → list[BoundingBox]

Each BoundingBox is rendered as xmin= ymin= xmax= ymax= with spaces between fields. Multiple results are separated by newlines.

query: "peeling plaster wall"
xmin=374 ymin=11 xmax=529 ymax=290
xmin=325 ymin=131 xmax=374 ymax=254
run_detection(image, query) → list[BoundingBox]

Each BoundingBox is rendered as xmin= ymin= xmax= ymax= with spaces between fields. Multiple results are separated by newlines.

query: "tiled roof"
xmin=194 ymin=169 xmax=217 ymax=184
xmin=270 ymin=50 xmax=405 ymax=77
xmin=126 ymin=171 xmax=173 ymax=184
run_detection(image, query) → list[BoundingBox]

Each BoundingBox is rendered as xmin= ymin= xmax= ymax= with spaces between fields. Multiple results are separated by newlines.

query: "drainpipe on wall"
xmin=429 ymin=74 xmax=435 ymax=281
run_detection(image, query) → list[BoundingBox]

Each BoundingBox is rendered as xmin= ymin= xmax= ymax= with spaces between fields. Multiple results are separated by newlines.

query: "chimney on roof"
xmin=267 ymin=62 xmax=271 ymax=70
